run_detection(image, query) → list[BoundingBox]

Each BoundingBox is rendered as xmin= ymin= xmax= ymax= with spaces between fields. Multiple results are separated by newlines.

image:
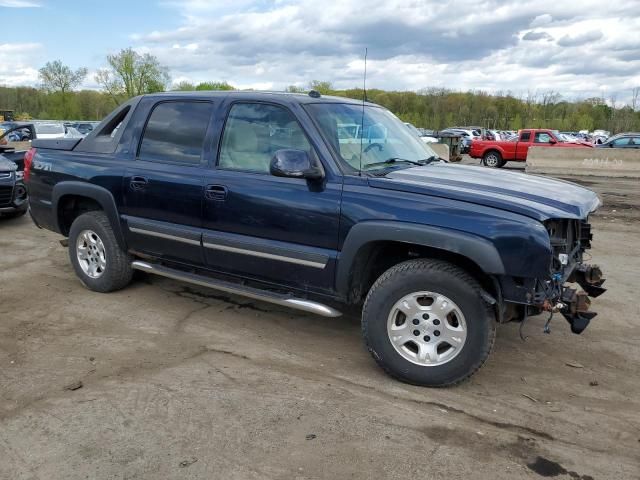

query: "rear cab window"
xmin=138 ymin=101 xmax=213 ymax=165
xmin=519 ymin=130 xmax=531 ymax=142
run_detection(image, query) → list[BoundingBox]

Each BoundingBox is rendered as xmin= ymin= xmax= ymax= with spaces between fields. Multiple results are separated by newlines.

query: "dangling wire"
xmin=543 ymin=311 xmax=554 ymax=334
xmin=519 ymin=308 xmax=529 ymax=341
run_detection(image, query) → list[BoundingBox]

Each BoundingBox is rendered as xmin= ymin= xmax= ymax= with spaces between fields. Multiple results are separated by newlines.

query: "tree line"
xmin=1 ymin=49 xmax=639 ymax=134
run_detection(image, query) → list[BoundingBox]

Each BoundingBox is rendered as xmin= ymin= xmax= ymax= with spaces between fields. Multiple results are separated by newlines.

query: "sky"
xmin=1 ymin=0 xmax=640 ymax=103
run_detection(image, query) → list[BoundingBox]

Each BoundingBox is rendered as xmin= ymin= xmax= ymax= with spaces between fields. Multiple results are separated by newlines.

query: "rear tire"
xmin=483 ymin=151 xmax=505 ymax=168
xmin=362 ymin=259 xmax=496 ymax=387
xmin=68 ymin=211 xmax=133 ymax=293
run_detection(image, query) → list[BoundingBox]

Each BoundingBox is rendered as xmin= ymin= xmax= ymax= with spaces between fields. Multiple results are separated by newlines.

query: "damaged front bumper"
xmin=497 ymin=261 xmax=606 ymax=335
xmin=555 ymin=265 xmax=606 ymax=333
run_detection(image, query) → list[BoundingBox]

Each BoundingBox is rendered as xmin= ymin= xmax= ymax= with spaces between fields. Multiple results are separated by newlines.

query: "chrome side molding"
xmin=131 ymin=260 xmax=342 ymax=318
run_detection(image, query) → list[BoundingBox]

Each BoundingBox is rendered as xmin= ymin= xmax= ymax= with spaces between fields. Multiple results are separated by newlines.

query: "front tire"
xmin=483 ymin=151 xmax=504 ymax=168
xmin=362 ymin=259 xmax=496 ymax=387
xmin=68 ymin=211 xmax=133 ymax=293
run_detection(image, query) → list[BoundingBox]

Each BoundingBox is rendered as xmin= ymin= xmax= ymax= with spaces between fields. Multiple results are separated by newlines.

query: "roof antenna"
xmin=358 ymin=47 xmax=368 ymax=176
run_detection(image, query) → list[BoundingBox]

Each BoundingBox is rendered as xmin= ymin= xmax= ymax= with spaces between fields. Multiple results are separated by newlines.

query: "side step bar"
xmin=131 ymin=260 xmax=342 ymax=318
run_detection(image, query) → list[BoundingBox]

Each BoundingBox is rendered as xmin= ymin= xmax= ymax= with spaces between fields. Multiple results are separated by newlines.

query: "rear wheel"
xmin=483 ymin=151 xmax=504 ymax=168
xmin=362 ymin=259 xmax=496 ymax=387
xmin=68 ymin=211 xmax=133 ymax=292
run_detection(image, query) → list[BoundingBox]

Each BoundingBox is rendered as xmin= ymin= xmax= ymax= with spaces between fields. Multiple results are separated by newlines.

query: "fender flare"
xmin=336 ymin=221 xmax=505 ymax=296
xmin=51 ymin=181 xmax=127 ymax=250
xmin=482 ymin=147 xmax=504 ymax=159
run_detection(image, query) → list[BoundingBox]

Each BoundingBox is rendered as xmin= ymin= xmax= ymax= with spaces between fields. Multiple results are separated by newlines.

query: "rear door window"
xmin=519 ymin=131 xmax=531 ymax=141
xmin=138 ymin=101 xmax=213 ymax=165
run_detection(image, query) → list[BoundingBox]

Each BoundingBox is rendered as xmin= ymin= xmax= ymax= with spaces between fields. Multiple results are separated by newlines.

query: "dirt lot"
xmin=1 ymin=168 xmax=639 ymax=479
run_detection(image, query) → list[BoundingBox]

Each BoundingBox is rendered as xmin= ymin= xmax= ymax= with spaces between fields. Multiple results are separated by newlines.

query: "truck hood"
xmin=371 ymin=163 xmax=601 ymax=221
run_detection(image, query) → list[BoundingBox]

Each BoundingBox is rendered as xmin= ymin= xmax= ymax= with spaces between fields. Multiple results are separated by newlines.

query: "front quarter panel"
xmin=337 ymin=177 xmax=552 ymax=293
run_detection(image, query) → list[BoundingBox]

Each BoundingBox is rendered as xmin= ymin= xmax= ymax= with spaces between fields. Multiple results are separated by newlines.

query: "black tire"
xmin=482 ymin=150 xmax=505 ymax=168
xmin=68 ymin=211 xmax=133 ymax=293
xmin=362 ymin=259 xmax=496 ymax=387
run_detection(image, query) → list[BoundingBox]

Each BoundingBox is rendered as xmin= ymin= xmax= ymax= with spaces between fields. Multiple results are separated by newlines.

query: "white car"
xmin=64 ymin=127 xmax=85 ymax=139
xmin=35 ymin=123 xmax=66 ymax=139
xmin=404 ymin=122 xmax=439 ymax=144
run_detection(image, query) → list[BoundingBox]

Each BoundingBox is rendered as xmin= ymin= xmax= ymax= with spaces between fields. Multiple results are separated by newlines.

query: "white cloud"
xmin=0 ymin=43 xmax=41 ymax=86
xmin=530 ymin=14 xmax=552 ymax=27
xmin=126 ymin=0 xmax=640 ymax=103
xmin=3 ymin=0 xmax=640 ymax=105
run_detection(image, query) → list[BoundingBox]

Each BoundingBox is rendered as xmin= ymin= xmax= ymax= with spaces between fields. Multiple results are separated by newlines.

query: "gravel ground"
xmin=1 ymin=167 xmax=639 ymax=479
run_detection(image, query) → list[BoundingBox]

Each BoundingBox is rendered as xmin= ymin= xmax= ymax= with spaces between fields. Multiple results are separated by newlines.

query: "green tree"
xmin=173 ymin=81 xmax=196 ymax=91
xmin=95 ymin=48 xmax=170 ymax=105
xmin=308 ymin=80 xmax=333 ymax=94
xmin=285 ymin=85 xmax=306 ymax=93
xmin=38 ymin=60 xmax=87 ymax=118
xmin=195 ymin=81 xmax=234 ymax=91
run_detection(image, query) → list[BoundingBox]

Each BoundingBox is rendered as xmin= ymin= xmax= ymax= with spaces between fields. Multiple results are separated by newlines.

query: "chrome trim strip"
xmin=129 ymin=227 xmax=201 ymax=246
xmin=203 ymin=241 xmax=327 ymax=269
xmin=131 ymin=260 xmax=341 ymax=317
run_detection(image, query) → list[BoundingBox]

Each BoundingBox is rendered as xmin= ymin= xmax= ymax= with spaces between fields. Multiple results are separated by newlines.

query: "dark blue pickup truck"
xmin=25 ymin=91 xmax=606 ymax=386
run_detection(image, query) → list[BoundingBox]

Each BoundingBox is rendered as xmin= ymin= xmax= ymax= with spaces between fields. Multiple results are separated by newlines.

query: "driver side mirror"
xmin=270 ymin=149 xmax=324 ymax=181
xmin=548 ymin=138 xmax=557 ymax=144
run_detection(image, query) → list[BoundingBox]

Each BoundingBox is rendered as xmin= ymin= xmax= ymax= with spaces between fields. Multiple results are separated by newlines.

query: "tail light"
xmin=23 ymin=147 xmax=36 ymax=182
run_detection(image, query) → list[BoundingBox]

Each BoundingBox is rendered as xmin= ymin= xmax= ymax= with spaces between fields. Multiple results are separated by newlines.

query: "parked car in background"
xmin=595 ymin=132 xmax=640 ymax=148
xmin=404 ymin=123 xmax=439 ymax=144
xmin=35 ymin=123 xmax=66 ymax=139
xmin=64 ymin=127 xmax=85 ymax=139
xmin=446 ymin=127 xmax=481 ymax=139
xmin=0 ymin=124 xmax=36 ymax=169
xmin=0 ymin=154 xmax=28 ymax=218
xmin=440 ymin=128 xmax=473 ymax=153
xmin=76 ymin=123 xmax=95 ymax=135
xmin=470 ymin=129 xmax=593 ymax=167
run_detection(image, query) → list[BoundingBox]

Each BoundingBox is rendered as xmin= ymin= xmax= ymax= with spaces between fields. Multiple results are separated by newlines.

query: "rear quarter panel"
xmin=470 ymin=140 xmax=516 ymax=160
xmin=28 ymin=149 xmax=128 ymax=232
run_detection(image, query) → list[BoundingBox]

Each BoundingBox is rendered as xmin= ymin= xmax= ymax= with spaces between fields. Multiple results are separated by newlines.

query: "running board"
xmin=131 ymin=260 xmax=342 ymax=318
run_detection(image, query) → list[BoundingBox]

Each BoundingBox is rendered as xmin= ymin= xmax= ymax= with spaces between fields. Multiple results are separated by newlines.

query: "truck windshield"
xmin=306 ymin=103 xmax=439 ymax=173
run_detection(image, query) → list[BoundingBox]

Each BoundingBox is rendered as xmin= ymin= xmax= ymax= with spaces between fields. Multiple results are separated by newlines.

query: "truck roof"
xmin=143 ymin=90 xmax=377 ymax=107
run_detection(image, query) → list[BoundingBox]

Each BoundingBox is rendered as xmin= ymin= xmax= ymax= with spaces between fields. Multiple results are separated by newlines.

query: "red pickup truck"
xmin=470 ymin=129 xmax=592 ymax=167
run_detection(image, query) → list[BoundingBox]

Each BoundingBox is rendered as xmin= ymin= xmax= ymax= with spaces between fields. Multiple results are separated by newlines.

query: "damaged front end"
xmin=533 ymin=219 xmax=606 ymax=334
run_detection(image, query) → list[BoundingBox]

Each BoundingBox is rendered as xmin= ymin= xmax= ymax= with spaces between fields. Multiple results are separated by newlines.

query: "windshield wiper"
xmin=364 ymin=158 xmax=425 ymax=169
xmin=421 ymin=155 xmax=444 ymax=164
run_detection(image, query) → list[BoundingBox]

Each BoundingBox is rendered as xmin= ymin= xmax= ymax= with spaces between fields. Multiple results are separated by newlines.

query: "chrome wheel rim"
xmin=387 ymin=291 xmax=467 ymax=367
xmin=484 ymin=154 xmax=499 ymax=167
xmin=76 ymin=229 xmax=106 ymax=279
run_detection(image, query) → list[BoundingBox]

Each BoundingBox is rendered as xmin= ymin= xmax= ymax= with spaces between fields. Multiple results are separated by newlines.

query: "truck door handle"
xmin=205 ymin=184 xmax=228 ymax=201
xmin=130 ymin=176 xmax=149 ymax=190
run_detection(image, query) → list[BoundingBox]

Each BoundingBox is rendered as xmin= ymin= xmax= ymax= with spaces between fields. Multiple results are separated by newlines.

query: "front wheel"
xmin=483 ymin=151 xmax=504 ymax=168
xmin=362 ymin=259 xmax=496 ymax=387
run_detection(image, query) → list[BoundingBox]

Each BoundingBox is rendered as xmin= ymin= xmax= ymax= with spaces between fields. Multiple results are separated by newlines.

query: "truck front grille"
xmin=0 ymin=185 xmax=14 ymax=206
